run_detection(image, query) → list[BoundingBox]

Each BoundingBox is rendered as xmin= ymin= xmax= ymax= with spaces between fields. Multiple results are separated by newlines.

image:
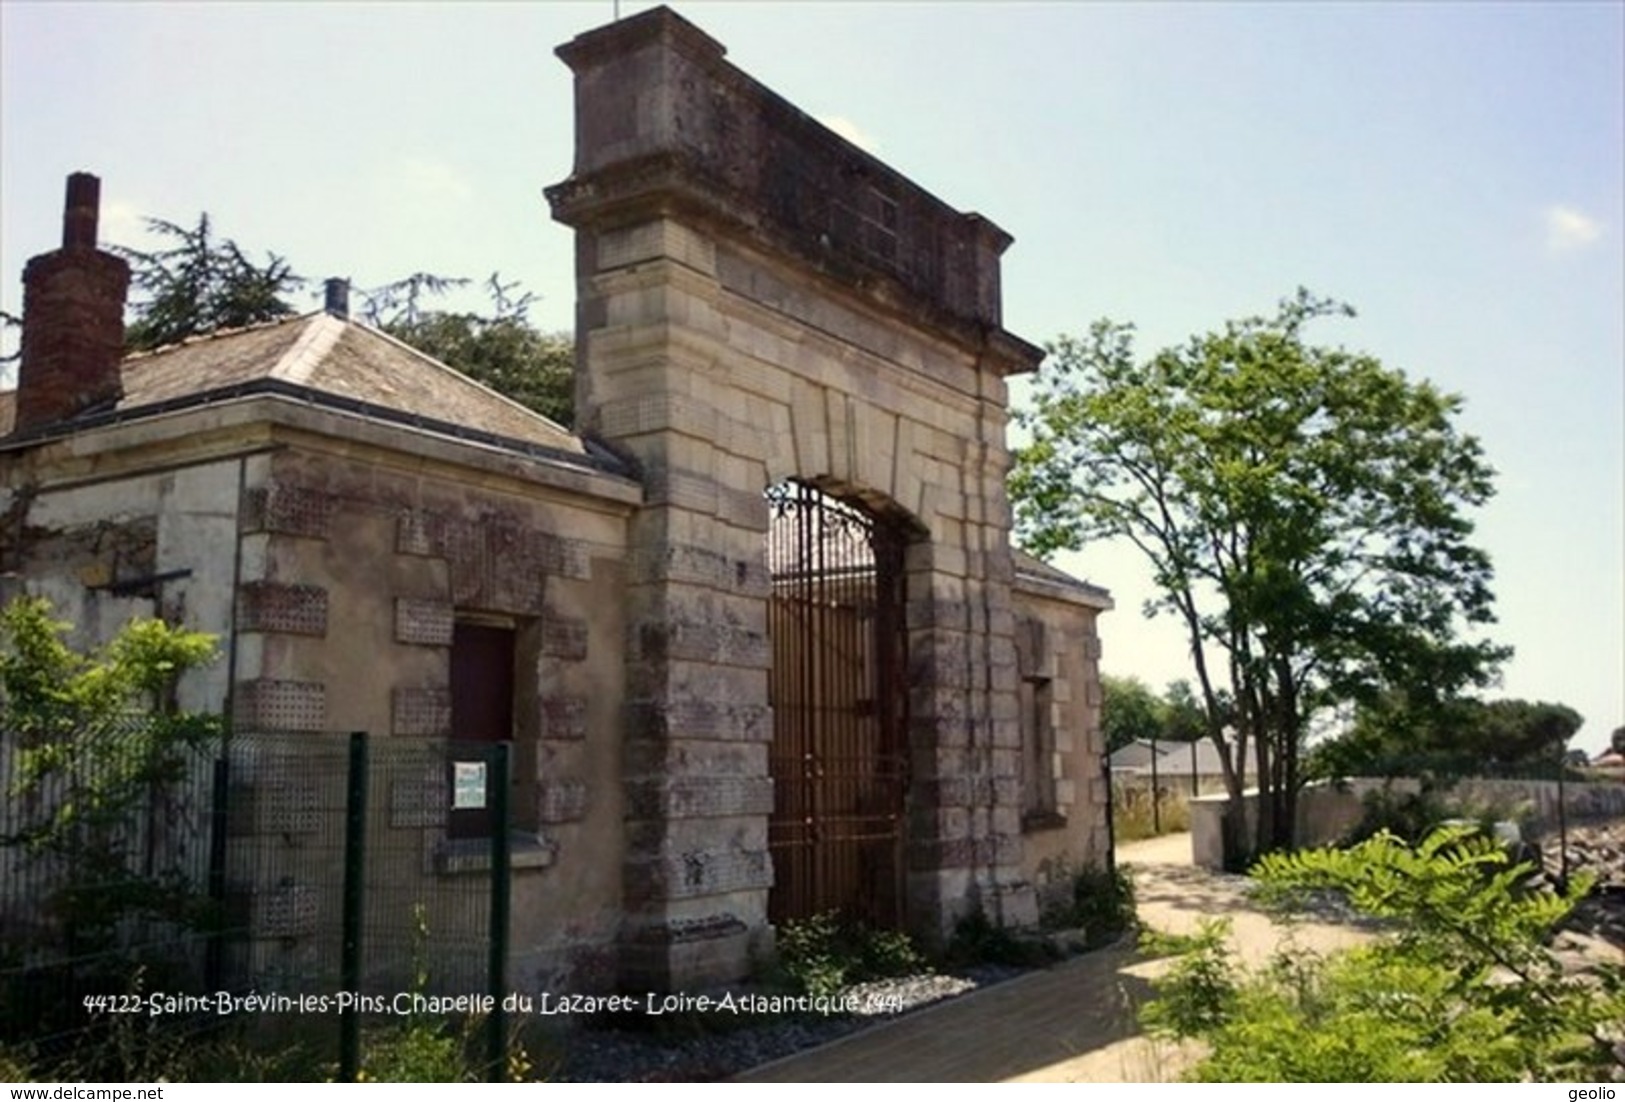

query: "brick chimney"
xmin=14 ymin=173 xmax=131 ymax=432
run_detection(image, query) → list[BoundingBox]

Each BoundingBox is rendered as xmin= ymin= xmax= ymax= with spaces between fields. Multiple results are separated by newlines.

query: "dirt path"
xmin=740 ymin=832 xmax=1373 ymax=1083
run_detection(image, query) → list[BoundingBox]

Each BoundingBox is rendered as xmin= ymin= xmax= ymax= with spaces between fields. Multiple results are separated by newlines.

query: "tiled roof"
xmin=0 ymin=313 xmax=587 ymax=460
xmin=1110 ymin=737 xmax=1252 ymax=778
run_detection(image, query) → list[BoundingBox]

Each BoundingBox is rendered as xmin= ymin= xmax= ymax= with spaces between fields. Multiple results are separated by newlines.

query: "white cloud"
xmin=398 ymin=156 xmax=473 ymax=203
xmin=1544 ymin=205 xmax=1602 ymax=252
xmin=100 ymin=199 xmax=150 ymax=249
xmin=817 ymin=114 xmax=881 ymax=154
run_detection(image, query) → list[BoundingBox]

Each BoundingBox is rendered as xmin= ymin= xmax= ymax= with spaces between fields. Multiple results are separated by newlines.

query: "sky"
xmin=2 ymin=1 xmax=1621 ymax=753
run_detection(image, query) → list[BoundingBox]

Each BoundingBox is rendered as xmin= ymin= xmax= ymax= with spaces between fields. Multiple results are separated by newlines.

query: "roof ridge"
xmin=122 ymin=312 xmax=308 ymax=364
xmin=270 ymin=313 xmax=346 ymax=385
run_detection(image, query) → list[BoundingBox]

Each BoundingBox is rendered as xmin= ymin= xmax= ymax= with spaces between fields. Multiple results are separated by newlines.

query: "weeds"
xmin=1112 ymin=784 xmax=1192 ymax=842
xmin=1041 ymin=863 xmax=1136 ymax=948
xmin=1141 ymin=826 xmax=1625 ymax=1081
xmin=773 ymin=911 xmax=927 ymax=998
xmin=944 ymin=909 xmax=1054 ymax=968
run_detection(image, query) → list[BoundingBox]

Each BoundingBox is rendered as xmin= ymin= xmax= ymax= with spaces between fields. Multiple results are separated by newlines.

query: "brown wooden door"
xmin=448 ymin=621 xmax=515 ymax=839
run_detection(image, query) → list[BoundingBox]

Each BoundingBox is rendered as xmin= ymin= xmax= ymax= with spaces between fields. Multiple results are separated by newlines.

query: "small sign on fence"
xmin=452 ymin=762 xmax=487 ymax=810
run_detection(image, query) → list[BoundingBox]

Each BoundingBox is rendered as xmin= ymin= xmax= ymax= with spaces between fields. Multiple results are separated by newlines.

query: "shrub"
xmin=775 ymin=911 xmax=927 ymax=998
xmin=1341 ymin=782 xmax=1531 ymax=850
xmin=1340 ymin=785 xmax=1454 ymax=846
xmin=1142 ymin=825 xmax=1625 ymax=1081
xmin=357 ymin=1019 xmax=471 ymax=1083
xmin=944 ymin=909 xmax=1052 ymax=968
xmin=1041 ymin=863 xmax=1136 ymax=947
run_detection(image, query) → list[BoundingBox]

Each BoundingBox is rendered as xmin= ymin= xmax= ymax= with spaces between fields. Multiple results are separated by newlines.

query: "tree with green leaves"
xmin=0 ymin=596 xmax=221 ymax=956
xmin=119 ymin=213 xmax=305 ymax=352
xmin=1315 ymin=693 xmax=1583 ymax=779
xmin=363 ymin=272 xmax=574 ymax=427
xmin=1011 ymin=290 xmax=1507 ymax=860
xmin=1143 ymin=825 xmax=1624 ymax=1081
xmin=1102 ymin=675 xmax=1208 ymax=752
xmin=1100 ymin=675 xmax=1163 ymax=752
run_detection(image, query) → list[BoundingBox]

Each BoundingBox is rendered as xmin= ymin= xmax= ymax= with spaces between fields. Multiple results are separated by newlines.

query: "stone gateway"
xmin=0 ymin=6 xmax=1111 ymax=994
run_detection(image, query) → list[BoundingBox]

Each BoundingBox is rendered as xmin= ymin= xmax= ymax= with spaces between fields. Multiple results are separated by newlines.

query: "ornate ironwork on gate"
xmin=765 ymin=480 xmax=909 ymax=929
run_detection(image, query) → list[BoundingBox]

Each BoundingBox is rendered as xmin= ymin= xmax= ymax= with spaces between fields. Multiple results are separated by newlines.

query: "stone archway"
xmin=549 ymin=7 xmax=1047 ymax=987
xmin=764 ymin=480 xmax=909 ymax=929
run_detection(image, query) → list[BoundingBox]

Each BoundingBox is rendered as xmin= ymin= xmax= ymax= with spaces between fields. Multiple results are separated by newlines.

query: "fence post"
xmin=340 ymin=731 xmax=368 ymax=1083
xmin=1150 ymin=735 xmax=1161 ymax=834
xmin=1554 ymin=760 xmax=1568 ymax=892
xmin=486 ymin=741 xmax=512 ymax=1083
xmin=205 ymin=753 xmax=231 ymax=992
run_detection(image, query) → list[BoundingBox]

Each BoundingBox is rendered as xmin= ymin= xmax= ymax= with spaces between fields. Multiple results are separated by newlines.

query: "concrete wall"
xmin=1190 ymin=776 xmax=1625 ymax=870
xmin=0 ymin=440 xmax=248 ymax=713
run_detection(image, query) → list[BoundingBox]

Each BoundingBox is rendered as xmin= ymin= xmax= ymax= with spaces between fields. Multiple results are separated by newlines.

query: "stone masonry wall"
xmin=1012 ymin=586 xmax=1111 ymax=918
xmin=228 ymin=444 xmax=635 ymax=994
xmin=551 ymin=7 xmax=1046 ymax=983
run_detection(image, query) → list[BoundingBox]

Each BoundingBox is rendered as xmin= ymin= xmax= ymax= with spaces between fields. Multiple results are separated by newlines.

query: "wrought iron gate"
xmin=766 ymin=481 xmax=909 ymax=929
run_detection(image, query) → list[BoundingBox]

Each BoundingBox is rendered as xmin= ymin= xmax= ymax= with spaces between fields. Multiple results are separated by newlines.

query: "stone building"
xmin=0 ymin=6 xmax=1110 ymax=992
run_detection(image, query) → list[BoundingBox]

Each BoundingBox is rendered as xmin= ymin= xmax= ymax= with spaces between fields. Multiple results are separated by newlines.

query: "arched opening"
xmin=765 ymin=480 xmax=910 ymax=929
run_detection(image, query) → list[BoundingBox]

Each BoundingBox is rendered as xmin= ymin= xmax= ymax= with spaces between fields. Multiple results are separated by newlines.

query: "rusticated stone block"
xmin=618 ymin=915 xmax=753 ymax=991
xmin=625 ymin=699 xmax=771 ymax=742
xmin=237 ymin=581 xmax=328 ymax=637
xmin=537 ymin=778 xmax=589 ymax=823
xmin=538 ymin=533 xmax=591 ymax=580
xmin=243 ymin=485 xmax=331 ymax=539
xmin=396 ymin=511 xmax=435 ymax=557
xmin=624 ymin=775 xmax=774 ymax=819
xmin=623 ymin=847 xmax=772 ymax=905
xmin=716 ymin=484 xmax=770 ymax=532
xmin=629 ymin=543 xmax=772 ymax=596
xmin=390 ymin=772 xmax=448 ymax=828
xmin=230 ymin=779 xmax=323 ymax=835
xmin=643 ymin=463 xmax=718 ymax=513
xmin=540 ymin=696 xmax=589 ymax=741
xmin=234 ymin=679 xmax=326 ymax=732
xmin=911 ymin=837 xmax=974 ymax=871
xmin=392 ymin=687 xmax=451 ymax=737
xmin=635 ymin=619 xmax=769 ymax=667
xmin=914 ymin=777 xmax=971 ymax=809
xmin=541 ymin=616 xmax=589 ymax=660
xmin=395 ymin=598 xmax=454 ymax=646
xmin=254 ymin=881 xmax=319 ymax=938
xmin=396 ymin=511 xmax=589 ymax=598
xmin=598 ymin=391 xmax=718 ymax=440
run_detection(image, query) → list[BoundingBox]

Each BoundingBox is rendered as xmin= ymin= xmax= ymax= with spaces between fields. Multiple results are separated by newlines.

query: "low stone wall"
xmin=1188 ymin=776 xmax=1625 ymax=870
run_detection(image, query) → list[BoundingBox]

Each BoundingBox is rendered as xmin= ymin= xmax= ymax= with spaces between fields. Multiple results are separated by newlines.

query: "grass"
xmin=1112 ymin=783 xmax=1193 ymax=842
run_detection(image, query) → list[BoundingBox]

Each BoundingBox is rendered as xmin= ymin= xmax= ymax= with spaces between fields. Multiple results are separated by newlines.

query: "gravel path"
xmin=549 ymin=832 xmax=1380 ymax=1082
xmin=548 ymin=967 xmax=1027 ymax=1082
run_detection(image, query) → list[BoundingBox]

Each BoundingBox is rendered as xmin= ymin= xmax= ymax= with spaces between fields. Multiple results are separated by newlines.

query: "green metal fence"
xmin=1 ymin=726 xmax=514 ymax=1081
